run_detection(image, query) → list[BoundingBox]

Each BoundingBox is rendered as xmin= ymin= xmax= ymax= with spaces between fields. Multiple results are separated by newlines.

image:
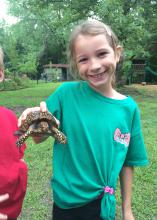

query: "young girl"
xmin=19 ymin=20 xmax=148 ymax=220
xmin=0 ymin=48 xmax=28 ymax=220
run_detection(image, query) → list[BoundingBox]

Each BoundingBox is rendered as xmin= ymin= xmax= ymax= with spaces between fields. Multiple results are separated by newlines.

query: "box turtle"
xmin=15 ymin=111 xmax=67 ymax=147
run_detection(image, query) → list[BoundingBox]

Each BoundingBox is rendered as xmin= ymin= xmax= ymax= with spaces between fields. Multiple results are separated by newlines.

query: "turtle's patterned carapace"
xmin=15 ymin=111 xmax=67 ymax=147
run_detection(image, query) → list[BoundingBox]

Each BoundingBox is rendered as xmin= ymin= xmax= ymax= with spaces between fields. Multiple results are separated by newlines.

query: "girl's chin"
xmin=89 ymin=81 xmax=107 ymax=89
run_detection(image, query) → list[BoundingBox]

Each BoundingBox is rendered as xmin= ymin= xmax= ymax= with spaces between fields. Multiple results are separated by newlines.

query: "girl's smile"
xmin=87 ymin=71 xmax=108 ymax=82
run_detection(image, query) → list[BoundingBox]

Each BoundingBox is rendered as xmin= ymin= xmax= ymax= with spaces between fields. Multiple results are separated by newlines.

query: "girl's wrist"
xmin=122 ymin=203 xmax=132 ymax=214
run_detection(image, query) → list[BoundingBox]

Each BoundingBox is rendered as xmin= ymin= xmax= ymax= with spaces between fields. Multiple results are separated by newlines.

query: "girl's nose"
xmin=90 ymin=58 xmax=101 ymax=72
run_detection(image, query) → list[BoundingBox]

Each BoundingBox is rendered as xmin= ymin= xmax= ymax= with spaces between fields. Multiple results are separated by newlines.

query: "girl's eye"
xmin=78 ymin=58 xmax=88 ymax=63
xmin=98 ymin=51 xmax=108 ymax=57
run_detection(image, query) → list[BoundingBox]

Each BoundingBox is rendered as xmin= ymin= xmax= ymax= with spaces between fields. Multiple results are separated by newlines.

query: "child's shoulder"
xmin=57 ymin=81 xmax=81 ymax=92
xmin=122 ymin=95 xmax=139 ymax=113
xmin=112 ymin=91 xmax=139 ymax=113
xmin=0 ymin=106 xmax=17 ymax=120
xmin=110 ymin=90 xmax=137 ymax=107
xmin=0 ymin=106 xmax=12 ymax=114
xmin=125 ymin=95 xmax=138 ymax=107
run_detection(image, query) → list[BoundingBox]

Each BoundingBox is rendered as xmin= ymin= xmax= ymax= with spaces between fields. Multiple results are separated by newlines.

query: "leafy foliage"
xmin=0 ymin=0 xmax=156 ymax=80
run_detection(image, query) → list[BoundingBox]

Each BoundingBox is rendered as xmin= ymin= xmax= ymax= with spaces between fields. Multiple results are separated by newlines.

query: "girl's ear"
xmin=0 ymin=69 xmax=4 ymax=82
xmin=115 ymin=45 xmax=123 ymax=63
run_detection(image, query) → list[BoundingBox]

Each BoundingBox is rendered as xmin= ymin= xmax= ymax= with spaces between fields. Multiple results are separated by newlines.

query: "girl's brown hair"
xmin=0 ymin=47 xmax=4 ymax=70
xmin=67 ymin=20 xmax=122 ymax=83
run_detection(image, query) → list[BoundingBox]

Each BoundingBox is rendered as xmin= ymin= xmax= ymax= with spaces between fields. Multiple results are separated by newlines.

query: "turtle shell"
xmin=15 ymin=111 xmax=67 ymax=147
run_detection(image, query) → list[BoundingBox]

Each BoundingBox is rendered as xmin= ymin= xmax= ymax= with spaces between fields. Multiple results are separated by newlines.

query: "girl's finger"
xmin=40 ymin=101 xmax=47 ymax=112
xmin=0 ymin=214 xmax=8 ymax=220
xmin=0 ymin=193 xmax=9 ymax=202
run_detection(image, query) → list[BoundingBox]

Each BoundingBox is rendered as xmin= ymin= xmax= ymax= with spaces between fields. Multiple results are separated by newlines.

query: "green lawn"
xmin=0 ymin=82 xmax=157 ymax=220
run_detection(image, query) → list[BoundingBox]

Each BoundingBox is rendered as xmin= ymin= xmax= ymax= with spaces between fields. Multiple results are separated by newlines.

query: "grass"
xmin=116 ymin=84 xmax=157 ymax=220
xmin=0 ymin=82 xmax=157 ymax=220
xmin=0 ymin=81 xmax=61 ymax=114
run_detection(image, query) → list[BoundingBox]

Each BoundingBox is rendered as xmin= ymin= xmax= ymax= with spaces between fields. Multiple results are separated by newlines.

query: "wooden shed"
xmin=43 ymin=63 xmax=73 ymax=81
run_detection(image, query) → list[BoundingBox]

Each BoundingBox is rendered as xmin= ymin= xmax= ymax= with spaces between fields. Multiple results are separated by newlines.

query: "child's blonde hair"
xmin=68 ymin=19 xmax=121 ymax=82
xmin=0 ymin=47 xmax=4 ymax=70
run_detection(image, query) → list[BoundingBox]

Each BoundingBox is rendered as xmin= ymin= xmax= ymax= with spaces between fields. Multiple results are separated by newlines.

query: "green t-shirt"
xmin=46 ymin=81 xmax=148 ymax=220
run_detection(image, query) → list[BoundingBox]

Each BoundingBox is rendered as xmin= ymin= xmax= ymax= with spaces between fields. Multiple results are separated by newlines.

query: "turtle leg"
xmin=16 ymin=130 xmax=32 ymax=147
xmin=51 ymin=127 xmax=67 ymax=144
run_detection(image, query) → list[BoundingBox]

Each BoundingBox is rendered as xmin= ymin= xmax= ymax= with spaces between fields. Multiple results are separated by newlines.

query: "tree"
xmin=1 ymin=0 xmax=156 ymax=81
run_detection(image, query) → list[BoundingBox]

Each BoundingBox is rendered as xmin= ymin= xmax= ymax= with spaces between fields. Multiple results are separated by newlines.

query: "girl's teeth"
xmin=92 ymin=73 xmax=103 ymax=78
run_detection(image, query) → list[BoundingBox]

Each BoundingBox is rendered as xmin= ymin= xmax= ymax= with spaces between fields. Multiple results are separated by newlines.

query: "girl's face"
xmin=75 ymin=34 xmax=121 ymax=91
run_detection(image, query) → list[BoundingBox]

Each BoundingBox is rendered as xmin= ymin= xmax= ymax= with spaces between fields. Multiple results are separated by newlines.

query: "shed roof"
xmin=44 ymin=63 xmax=69 ymax=68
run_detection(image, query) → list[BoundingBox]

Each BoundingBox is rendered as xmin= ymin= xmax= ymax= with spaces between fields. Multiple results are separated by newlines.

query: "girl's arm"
xmin=119 ymin=166 xmax=135 ymax=220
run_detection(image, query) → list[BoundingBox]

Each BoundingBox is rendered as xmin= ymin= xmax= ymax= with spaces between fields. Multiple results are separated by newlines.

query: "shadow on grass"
xmin=117 ymin=85 xmax=157 ymax=101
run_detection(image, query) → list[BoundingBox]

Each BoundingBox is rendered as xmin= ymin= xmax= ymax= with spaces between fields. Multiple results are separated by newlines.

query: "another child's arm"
xmin=120 ymin=166 xmax=135 ymax=220
xmin=0 ymin=194 xmax=9 ymax=220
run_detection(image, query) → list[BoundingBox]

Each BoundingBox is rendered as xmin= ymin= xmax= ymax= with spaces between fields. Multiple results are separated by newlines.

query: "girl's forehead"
xmin=75 ymin=34 xmax=109 ymax=44
xmin=74 ymin=34 xmax=113 ymax=54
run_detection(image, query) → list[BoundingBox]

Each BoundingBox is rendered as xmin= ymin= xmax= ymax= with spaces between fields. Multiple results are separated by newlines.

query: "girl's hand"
xmin=0 ymin=213 xmax=8 ymax=220
xmin=0 ymin=194 xmax=9 ymax=220
xmin=18 ymin=101 xmax=47 ymax=127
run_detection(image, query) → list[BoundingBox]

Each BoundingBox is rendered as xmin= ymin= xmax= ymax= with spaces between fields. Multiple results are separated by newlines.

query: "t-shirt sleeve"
xmin=45 ymin=86 xmax=62 ymax=122
xmin=124 ymin=105 xmax=149 ymax=166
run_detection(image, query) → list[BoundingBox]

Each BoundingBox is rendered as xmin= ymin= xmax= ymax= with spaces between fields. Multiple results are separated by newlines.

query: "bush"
xmin=14 ymin=77 xmax=23 ymax=86
xmin=0 ymin=77 xmax=34 ymax=91
xmin=4 ymin=68 xmax=12 ymax=78
xmin=0 ymin=80 xmax=18 ymax=91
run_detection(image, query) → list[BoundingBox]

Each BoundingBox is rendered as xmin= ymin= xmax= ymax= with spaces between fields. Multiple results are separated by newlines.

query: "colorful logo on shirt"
xmin=114 ymin=128 xmax=130 ymax=147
